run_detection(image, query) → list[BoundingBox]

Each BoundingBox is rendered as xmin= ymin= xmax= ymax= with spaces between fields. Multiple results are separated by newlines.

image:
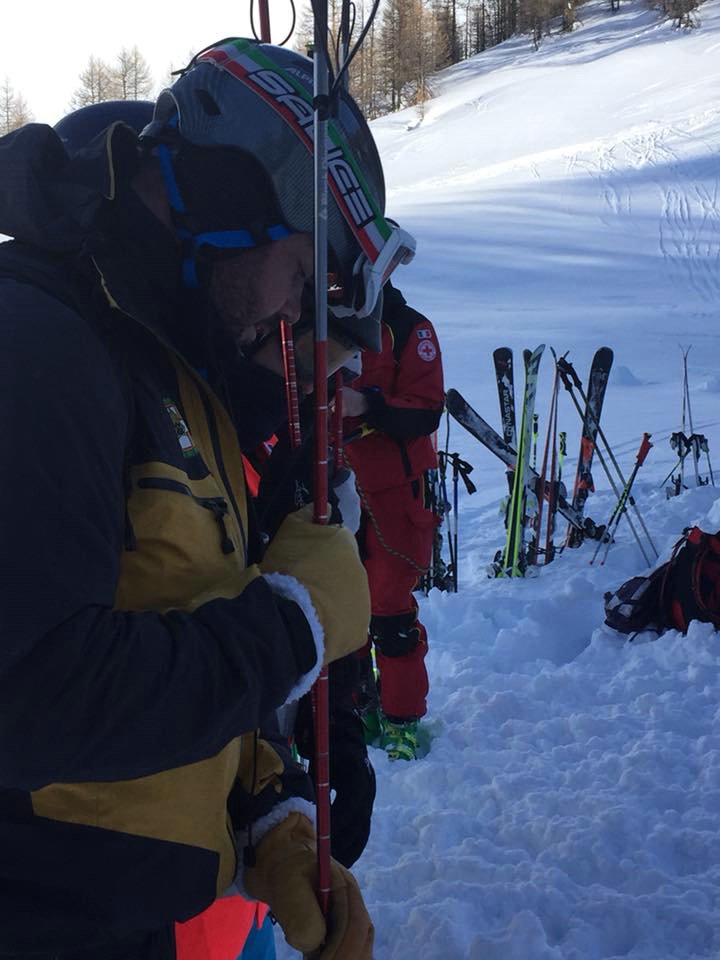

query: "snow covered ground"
xmin=280 ymin=1 xmax=720 ymax=957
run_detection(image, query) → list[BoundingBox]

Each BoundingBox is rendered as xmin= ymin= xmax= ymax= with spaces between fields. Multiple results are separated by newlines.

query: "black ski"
xmin=493 ymin=347 xmax=516 ymax=497
xmin=493 ymin=347 xmax=516 ymax=448
xmin=567 ymin=347 xmax=613 ymax=546
xmin=446 ymin=388 xmax=603 ymax=539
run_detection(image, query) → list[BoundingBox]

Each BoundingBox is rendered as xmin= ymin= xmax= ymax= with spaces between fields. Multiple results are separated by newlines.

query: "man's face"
xmin=208 ymin=232 xmax=314 ymax=347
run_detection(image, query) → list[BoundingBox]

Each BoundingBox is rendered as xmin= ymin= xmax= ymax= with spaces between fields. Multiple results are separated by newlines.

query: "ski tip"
xmin=445 ymin=388 xmax=464 ymax=413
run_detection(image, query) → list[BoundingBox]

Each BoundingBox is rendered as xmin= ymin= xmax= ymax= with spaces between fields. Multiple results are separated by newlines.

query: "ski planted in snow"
xmin=528 ymin=347 xmax=561 ymax=566
xmin=493 ymin=347 xmax=517 ymax=448
xmin=493 ymin=347 xmax=517 ymax=497
xmin=566 ymin=346 xmax=613 ymax=547
xmin=498 ymin=343 xmax=545 ymax=577
xmin=445 ymin=388 xmax=604 ymax=541
xmin=499 ymin=345 xmax=545 ymax=576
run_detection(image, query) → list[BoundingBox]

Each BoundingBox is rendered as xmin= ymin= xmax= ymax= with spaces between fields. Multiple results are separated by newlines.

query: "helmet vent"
xmin=195 ymin=89 xmax=222 ymax=117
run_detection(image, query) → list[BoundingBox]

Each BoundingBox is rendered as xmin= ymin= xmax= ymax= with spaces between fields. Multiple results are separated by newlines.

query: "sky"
xmin=1 ymin=1 xmax=303 ymax=125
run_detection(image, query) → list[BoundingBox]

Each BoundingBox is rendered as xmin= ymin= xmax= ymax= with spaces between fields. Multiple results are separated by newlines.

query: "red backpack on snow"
xmin=604 ymin=527 xmax=720 ymax=638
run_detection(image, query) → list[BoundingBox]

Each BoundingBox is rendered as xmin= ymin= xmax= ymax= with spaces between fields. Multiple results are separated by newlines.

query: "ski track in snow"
xmin=276 ymin=1 xmax=720 ymax=957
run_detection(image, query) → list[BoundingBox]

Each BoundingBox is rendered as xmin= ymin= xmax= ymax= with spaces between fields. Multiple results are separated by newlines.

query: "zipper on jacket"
xmin=198 ymin=392 xmax=248 ymax=563
xmin=137 ymin=477 xmax=235 ymax=555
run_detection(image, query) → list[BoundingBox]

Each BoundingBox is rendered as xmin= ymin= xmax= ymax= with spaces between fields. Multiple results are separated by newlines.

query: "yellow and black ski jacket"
xmin=0 ymin=123 xmax=316 ymax=954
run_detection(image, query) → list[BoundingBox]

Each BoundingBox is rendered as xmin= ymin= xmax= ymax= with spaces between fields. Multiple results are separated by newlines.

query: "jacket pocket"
xmin=138 ymin=476 xmax=235 ymax=556
xmin=116 ymin=461 xmax=248 ymax=614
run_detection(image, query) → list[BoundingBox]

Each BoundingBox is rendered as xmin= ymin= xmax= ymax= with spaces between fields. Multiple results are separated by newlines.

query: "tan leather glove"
xmin=244 ymin=812 xmax=374 ymax=959
xmin=260 ymin=506 xmax=370 ymax=665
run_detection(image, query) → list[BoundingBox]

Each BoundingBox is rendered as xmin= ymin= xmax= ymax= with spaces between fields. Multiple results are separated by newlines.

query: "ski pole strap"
xmin=451 ymin=453 xmax=477 ymax=495
xmin=557 ymin=357 xmax=582 ymax=391
xmin=637 ymin=433 xmax=653 ymax=466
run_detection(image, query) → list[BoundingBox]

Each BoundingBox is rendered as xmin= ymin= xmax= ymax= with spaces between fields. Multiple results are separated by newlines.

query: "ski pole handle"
xmin=636 ymin=433 xmax=652 ymax=467
xmin=557 ymin=357 xmax=583 ymax=390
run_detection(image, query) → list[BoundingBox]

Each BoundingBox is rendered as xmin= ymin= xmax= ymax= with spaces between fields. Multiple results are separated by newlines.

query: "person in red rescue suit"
xmin=342 ymin=280 xmax=445 ymax=760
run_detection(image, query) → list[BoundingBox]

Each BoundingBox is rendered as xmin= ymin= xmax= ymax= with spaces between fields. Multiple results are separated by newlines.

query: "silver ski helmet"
xmin=141 ymin=38 xmax=414 ymax=350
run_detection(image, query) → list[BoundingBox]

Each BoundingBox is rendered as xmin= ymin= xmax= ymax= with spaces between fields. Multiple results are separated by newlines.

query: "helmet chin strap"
xmin=155 ymin=141 xmax=291 ymax=288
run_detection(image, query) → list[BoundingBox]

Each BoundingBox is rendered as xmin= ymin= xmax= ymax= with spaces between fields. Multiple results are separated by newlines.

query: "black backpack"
xmin=604 ymin=526 xmax=720 ymax=639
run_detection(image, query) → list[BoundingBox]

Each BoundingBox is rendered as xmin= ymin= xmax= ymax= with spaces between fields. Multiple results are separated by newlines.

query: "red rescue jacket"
xmin=344 ymin=284 xmax=444 ymax=494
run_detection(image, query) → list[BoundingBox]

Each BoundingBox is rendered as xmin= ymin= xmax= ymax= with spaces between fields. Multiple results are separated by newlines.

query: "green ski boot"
xmin=379 ymin=715 xmax=419 ymax=761
xmin=361 ymin=707 xmax=382 ymax=746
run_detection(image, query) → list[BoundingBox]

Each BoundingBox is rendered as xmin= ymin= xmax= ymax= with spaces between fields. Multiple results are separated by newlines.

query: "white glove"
xmin=334 ymin=470 xmax=362 ymax=534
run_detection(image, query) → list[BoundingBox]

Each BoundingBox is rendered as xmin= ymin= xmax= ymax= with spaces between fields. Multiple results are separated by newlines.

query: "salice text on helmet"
xmin=242 ymin=62 xmax=377 ymax=231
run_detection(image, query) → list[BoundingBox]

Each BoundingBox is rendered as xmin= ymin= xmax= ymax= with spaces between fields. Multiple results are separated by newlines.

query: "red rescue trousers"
xmin=361 ymin=483 xmax=436 ymax=720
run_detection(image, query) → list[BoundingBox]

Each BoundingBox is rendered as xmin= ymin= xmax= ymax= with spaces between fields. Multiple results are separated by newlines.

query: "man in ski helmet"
xmin=343 ymin=279 xmax=444 ymax=761
xmin=0 ymin=37 xmax=413 ymax=960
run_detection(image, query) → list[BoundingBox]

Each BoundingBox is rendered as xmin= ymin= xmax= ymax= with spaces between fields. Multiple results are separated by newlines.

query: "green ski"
xmin=500 ymin=344 xmax=545 ymax=577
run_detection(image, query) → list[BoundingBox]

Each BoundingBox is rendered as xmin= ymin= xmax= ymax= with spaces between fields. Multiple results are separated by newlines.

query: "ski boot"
xmin=354 ymin=653 xmax=382 ymax=746
xmin=361 ymin=707 xmax=382 ymax=746
xmin=379 ymin=714 xmax=419 ymax=762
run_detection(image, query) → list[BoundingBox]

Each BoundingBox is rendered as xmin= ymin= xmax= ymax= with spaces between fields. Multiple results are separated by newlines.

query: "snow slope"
xmin=280 ymin=2 xmax=720 ymax=958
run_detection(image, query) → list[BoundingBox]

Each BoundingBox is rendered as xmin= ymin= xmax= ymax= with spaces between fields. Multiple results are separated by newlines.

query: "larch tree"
xmin=70 ymin=56 xmax=116 ymax=108
xmin=114 ymin=47 xmax=153 ymax=100
xmin=0 ymin=78 xmax=33 ymax=135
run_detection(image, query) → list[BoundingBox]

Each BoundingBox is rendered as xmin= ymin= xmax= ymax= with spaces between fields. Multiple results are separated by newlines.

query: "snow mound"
xmin=612 ymin=365 xmax=644 ymax=386
xmin=699 ymin=374 xmax=720 ymax=393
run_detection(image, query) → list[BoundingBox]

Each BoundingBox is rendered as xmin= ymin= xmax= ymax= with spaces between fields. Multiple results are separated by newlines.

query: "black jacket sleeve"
xmin=0 ymin=281 xmax=316 ymax=790
xmin=364 ymin=388 xmax=443 ymax=439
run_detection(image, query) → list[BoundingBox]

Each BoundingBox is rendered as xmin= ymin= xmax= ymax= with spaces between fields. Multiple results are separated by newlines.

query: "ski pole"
xmin=257 ymin=0 xmax=331 ymax=914
xmin=557 ymin=358 xmax=658 ymax=560
xmin=532 ymin=413 xmax=539 ymax=471
xmin=594 ymin=433 xmax=653 ymax=566
xmin=557 ymin=360 xmax=652 ymax=563
xmin=544 ymin=361 xmax=560 ymax=564
xmin=688 ymin=434 xmax=712 ymax=487
xmin=441 ymin=412 xmax=455 ymax=586
xmin=451 ymin=456 xmax=460 ymax=592
xmin=699 ymin=434 xmax=716 ymax=485
xmin=660 ymin=454 xmax=685 ymax=492
xmin=438 ymin=451 xmax=455 ymax=590
xmin=448 ymin=453 xmax=476 ymax=590
xmin=531 ymin=354 xmax=558 ymax=564
xmin=311 ymin=0 xmax=332 ymax=915
xmin=681 ymin=346 xmax=701 ymax=487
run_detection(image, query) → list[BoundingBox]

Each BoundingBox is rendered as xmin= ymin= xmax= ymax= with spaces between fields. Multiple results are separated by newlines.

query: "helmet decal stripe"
xmin=199 ymin=42 xmax=390 ymax=264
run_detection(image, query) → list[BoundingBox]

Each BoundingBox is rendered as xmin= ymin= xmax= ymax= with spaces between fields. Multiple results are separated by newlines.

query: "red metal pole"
xmin=256 ymin=0 xmax=329 ymax=911
xmin=312 ymin=0 xmax=332 ymax=917
xmin=257 ymin=0 xmax=272 ymax=42
xmin=312 ymin=340 xmax=331 ymax=916
xmin=280 ymin=321 xmax=302 ymax=450
xmin=332 ymin=373 xmax=344 ymax=470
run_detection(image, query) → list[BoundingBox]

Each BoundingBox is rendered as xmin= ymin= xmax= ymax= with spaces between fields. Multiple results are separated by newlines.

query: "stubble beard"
xmin=208 ymin=257 xmax=263 ymax=346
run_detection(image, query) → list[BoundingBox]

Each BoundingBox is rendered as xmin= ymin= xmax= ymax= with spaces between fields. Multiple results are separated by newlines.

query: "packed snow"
xmin=281 ymin=1 xmax=720 ymax=957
